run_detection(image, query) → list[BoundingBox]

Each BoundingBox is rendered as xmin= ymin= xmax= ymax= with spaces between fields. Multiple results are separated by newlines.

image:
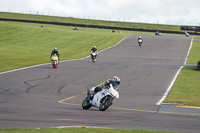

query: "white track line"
xmin=0 ymin=37 xmax=128 ymax=75
xmin=156 ymin=37 xmax=194 ymax=105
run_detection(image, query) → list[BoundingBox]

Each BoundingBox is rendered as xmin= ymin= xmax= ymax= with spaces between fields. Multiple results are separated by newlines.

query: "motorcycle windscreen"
xmin=109 ymin=85 xmax=119 ymax=99
xmin=51 ymin=55 xmax=58 ymax=60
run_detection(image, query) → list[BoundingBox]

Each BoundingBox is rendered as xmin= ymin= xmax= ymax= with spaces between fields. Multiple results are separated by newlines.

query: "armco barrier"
xmin=1 ymin=18 xmax=200 ymax=35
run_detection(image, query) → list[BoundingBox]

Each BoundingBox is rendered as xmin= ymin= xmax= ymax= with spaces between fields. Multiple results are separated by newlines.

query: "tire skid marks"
xmin=0 ymin=88 xmax=12 ymax=94
xmin=24 ymin=75 xmax=51 ymax=93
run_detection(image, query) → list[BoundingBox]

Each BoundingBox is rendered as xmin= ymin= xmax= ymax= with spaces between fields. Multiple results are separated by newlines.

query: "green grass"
xmin=164 ymin=41 xmax=200 ymax=107
xmin=0 ymin=127 xmax=176 ymax=133
xmin=0 ymin=12 xmax=181 ymax=31
xmin=165 ymin=66 xmax=200 ymax=106
xmin=187 ymin=41 xmax=200 ymax=64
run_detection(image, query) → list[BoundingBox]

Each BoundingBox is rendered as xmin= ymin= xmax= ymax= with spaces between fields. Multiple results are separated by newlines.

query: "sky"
xmin=0 ymin=0 xmax=200 ymax=26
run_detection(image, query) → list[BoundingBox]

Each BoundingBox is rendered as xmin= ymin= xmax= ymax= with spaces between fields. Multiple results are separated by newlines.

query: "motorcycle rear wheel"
xmin=82 ymin=97 xmax=92 ymax=109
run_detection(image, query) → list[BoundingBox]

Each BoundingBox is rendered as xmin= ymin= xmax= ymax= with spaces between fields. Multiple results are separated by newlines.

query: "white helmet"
xmin=139 ymin=36 xmax=142 ymax=38
xmin=113 ymin=76 xmax=120 ymax=85
xmin=54 ymin=47 xmax=57 ymax=51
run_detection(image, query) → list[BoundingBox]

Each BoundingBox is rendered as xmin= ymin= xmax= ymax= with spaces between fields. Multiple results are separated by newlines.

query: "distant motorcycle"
xmin=185 ymin=32 xmax=189 ymax=37
xmin=82 ymin=83 xmax=119 ymax=111
xmin=155 ymin=31 xmax=162 ymax=36
xmin=51 ymin=54 xmax=59 ymax=68
xmin=90 ymin=51 xmax=97 ymax=62
xmin=138 ymin=39 xmax=143 ymax=47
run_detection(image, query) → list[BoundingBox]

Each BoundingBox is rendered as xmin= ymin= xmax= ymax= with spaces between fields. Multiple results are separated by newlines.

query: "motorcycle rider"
xmin=87 ymin=76 xmax=120 ymax=97
xmin=90 ymin=46 xmax=98 ymax=55
xmin=50 ymin=47 xmax=60 ymax=60
xmin=138 ymin=36 xmax=143 ymax=47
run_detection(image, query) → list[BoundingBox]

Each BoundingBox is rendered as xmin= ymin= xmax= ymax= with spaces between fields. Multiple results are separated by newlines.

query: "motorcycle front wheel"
xmin=99 ymin=97 xmax=112 ymax=111
xmin=82 ymin=97 xmax=92 ymax=109
xmin=53 ymin=64 xmax=56 ymax=68
xmin=92 ymin=57 xmax=96 ymax=63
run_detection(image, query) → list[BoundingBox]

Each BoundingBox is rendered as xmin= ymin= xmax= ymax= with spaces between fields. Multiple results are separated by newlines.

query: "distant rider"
xmin=90 ymin=46 xmax=98 ymax=55
xmin=50 ymin=47 xmax=60 ymax=60
xmin=138 ymin=36 xmax=143 ymax=42
xmin=88 ymin=76 xmax=121 ymax=97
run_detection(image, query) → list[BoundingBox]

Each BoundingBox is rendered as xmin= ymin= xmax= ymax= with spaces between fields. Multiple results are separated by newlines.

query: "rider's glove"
xmin=103 ymin=86 xmax=107 ymax=89
xmin=106 ymin=80 xmax=110 ymax=84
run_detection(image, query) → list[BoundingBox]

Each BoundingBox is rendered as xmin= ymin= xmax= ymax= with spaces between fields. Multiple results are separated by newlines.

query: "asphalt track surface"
xmin=0 ymin=35 xmax=200 ymax=132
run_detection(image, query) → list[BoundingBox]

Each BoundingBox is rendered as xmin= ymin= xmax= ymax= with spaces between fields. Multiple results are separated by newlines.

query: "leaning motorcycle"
xmin=185 ymin=32 xmax=189 ymax=37
xmin=91 ymin=51 xmax=97 ymax=62
xmin=82 ymin=84 xmax=119 ymax=111
xmin=138 ymin=39 xmax=143 ymax=47
xmin=51 ymin=54 xmax=59 ymax=68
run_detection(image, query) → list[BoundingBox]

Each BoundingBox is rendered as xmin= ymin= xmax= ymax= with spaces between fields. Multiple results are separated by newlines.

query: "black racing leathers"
xmin=91 ymin=48 xmax=97 ymax=52
xmin=50 ymin=50 xmax=60 ymax=60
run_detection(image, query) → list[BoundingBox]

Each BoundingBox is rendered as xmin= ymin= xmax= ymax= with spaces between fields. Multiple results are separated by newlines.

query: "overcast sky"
xmin=0 ymin=0 xmax=200 ymax=25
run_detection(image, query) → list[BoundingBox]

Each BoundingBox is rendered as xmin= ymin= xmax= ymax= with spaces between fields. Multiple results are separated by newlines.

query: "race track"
xmin=0 ymin=35 xmax=199 ymax=132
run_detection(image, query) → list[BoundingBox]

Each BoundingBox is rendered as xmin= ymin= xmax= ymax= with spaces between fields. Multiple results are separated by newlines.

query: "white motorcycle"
xmin=185 ymin=32 xmax=189 ymax=37
xmin=82 ymin=84 xmax=119 ymax=111
xmin=90 ymin=51 xmax=97 ymax=62
xmin=155 ymin=31 xmax=162 ymax=36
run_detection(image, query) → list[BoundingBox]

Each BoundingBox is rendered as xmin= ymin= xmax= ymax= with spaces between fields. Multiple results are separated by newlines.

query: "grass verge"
xmin=187 ymin=41 xmax=200 ymax=64
xmin=165 ymin=66 xmax=200 ymax=106
xmin=0 ymin=127 xmax=175 ymax=133
xmin=164 ymin=41 xmax=200 ymax=107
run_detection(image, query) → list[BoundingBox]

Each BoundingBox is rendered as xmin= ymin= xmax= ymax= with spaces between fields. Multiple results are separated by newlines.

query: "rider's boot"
xmin=87 ymin=89 xmax=90 ymax=97
xmin=87 ymin=89 xmax=94 ymax=100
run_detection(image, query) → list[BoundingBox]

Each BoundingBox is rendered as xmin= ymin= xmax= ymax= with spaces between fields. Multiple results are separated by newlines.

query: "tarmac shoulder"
xmin=158 ymin=103 xmax=200 ymax=115
xmin=194 ymin=39 xmax=200 ymax=42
